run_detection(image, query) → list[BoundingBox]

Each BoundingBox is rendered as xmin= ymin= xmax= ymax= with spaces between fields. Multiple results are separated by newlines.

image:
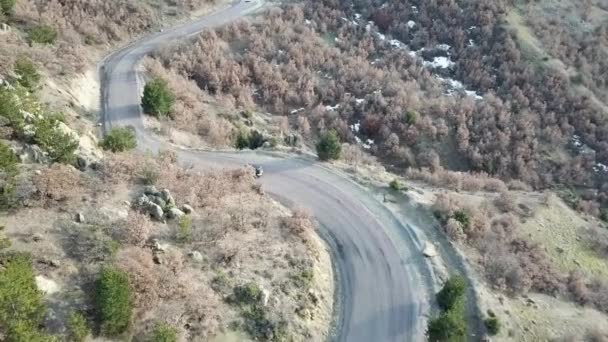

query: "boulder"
xmin=75 ymin=212 xmax=85 ymax=223
xmin=261 ymin=287 xmax=271 ymax=306
xmin=147 ymin=202 xmax=164 ymax=221
xmin=422 ymin=242 xmax=438 ymax=258
xmin=181 ymin=204 xmax=194 ymax=214
xmin=166 ymin=207 xmax=184 ymax=220
xmin=150 ymin=195 xmax=166 ymax=208
xmin=189 ymin=251 xmax=203 ymax=262
xmin=35 ymin=276 xmax=60 ymax=295
xmin=160 ymin=189 xmax=175 ymax=207
xmin=144 ymin=185 xmax=159 ymax=196
xmin=0 ymin=23 xmax=10 ymax=33
xmin=135 ymin=194 xmax=151 ymax=208
xmin=75 ymin=155 xmax=87 ymax=171
xmin=20 ymin=144 xmax=49 ymax=164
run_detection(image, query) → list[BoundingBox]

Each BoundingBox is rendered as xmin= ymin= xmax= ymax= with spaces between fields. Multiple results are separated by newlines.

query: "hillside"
xmin=0 ymin=1 xmax=334 ymax=341
xmin=138 ymin=0 xmax=608 ymax=340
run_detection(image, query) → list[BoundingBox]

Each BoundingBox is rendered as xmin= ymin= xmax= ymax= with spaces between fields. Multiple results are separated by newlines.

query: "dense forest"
xmin=153 ymin=0 xmax=608 ymax=218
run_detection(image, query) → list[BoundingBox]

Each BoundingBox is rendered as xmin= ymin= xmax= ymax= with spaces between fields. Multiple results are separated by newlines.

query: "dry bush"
xmin=406 ymin=168 xmax=507 ymax=192
xmin=33 ymin=164 xmax=87 ymax=202
xmin=493 ymin=191 xmax=517 ymax=213
xmin=115 ymin=247 xmax=159 ymax=310
xmin=282 ymin=208 xmax=314 ymax=242
xmin=444 ymin=218 xmax=465 ymax=241
xmin=118 ymin=211 xmax=152 ymax=247
xmin=583 ymin=225 xmax=608 ymax=259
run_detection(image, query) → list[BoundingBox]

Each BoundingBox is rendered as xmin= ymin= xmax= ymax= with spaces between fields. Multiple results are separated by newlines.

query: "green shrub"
xmin=152 ymin=322 xmax=177 ymax=342
xmin=0 ymin=141 xmax=18 ymax=177
xmin=95 ymin=267 xmax=132 ymax=336
xmin=484 ymin=317 xmax=500 ymax=336
xmin=316 ymin=130 xmax=341 ymax=161
xmin=140 ymin=162 xmax=158 ymax=186
xmin=600 ymin=209 xmax=608 ymax=223
xmin=235 ymin=130 xmax=250 ymax=150
xmin=176 ymin=215 xmax=192 ymax=243
xmin=427 ymin=301 xmax=467 ymax=342
xmin=235 ymin=130 xmax=266 ymax=150
xmin=404 ymin=110 xmax=418 ymax=125
xmin=233 ymin=282 xmax=262 ymax=305
xmin=28 ymin=25 xmax=58 ymax=44
xmin=14 ymin=58 xmax=41 ymax=90
xmin=100 ymin=127 xmax=136 ymax=152
xmin=389 ymin=179 xmax=405 ymax=191
xmin=141 ymin=78 xmax=174 ymax=117
xmin=67 ymin=312 xmax=90 ymax=342
xmin=437 ymin=275 xmax=466 ymax=311
xmin=32 ymin=115 xmax=78 ymax=164
xmin=0 ymin=253 xmax=55 ymax=341
xmin=452 ymin=210 xmax=470 ymax=230
xmin=291 ymin=269 xmax=314 ymax=288
xmin=0 ymin=85 xmax=23 ymax=128
xmin=0 ymin=0 xmax=16 ymax=16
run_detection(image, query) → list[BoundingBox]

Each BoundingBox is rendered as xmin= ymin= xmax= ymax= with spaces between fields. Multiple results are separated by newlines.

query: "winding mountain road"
xmin=100 ymin=1 xmax=434 ymax=341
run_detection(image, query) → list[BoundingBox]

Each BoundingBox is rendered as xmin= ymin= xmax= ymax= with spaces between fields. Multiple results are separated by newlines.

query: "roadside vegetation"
xmin=427 ymin=276 xmax=467 ymax=342
xmin=142 ymin=77 xmax=175 ymax=118
xmin=101 ymin=127 xmax=137 ymax=153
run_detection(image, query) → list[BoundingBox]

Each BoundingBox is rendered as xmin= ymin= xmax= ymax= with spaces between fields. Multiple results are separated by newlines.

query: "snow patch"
xmin=594 ymin=163 xmax=608 ymax=173
xmin=355 ymin=98 xmax=365 ymax=105
xmin=465 ymin=90 xmax=483 ymax=100
xmin=389 ymin=39 xmax=404 ymax=48
xmin=407 ymin=20 xmax=416 ymax=28
xmin=376 ymin=32 xmax=386 ymax=41
xmin=423 ymin=56 xmax=455 ymax=69
xmin=436 ymin=44 xmax=451 ymax=51
xmin=350 ymin=121 xmax=361 ymax=133
xmin=355 ymin=13 xmax=361 ymax=20
xmin=305 ymin=19 xmax=311 ymax=25
xmin=290 ymin=107 xmax=305 ymax=114
xmin=325 ymin=104 xmax=340 ymax=111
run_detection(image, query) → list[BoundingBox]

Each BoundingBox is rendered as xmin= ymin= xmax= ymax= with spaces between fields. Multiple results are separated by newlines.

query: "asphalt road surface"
xmin=100 ymin=1 xmax=434 ymax=341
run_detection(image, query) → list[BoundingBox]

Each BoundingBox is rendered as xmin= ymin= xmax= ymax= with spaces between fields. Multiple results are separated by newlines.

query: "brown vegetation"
xmin=149 ymin=0 xmax=608 ymax=220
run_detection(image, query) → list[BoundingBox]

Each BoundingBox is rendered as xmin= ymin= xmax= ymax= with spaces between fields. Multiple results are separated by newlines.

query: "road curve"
xmin=100 ymin=1 xmax=434 ymax=341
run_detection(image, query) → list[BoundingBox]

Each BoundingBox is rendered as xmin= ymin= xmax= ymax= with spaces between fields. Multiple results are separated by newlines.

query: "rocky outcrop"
xmin=134 ymin=187 xmax=191 ymax=221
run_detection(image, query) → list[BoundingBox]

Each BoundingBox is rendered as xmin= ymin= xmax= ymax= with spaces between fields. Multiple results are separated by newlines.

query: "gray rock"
xmin=144 ymin=185 xmax=159 ymax=196
xmin=147 ymin=203 xmax=164 ymax=221
xmin=189 ymin=251 xmax=203 ymax=262
xmin=181 ymin=204 xmax=194 ymax=214
xmin=75 ymin=212 xmax=85 ymax=223
xmin=20 ymin=144 xmax=49 ymax=164
xmin=160 ymin=189 xmax=175 ymax=207
xmin=422 ymin=242 xmax=438 ymax=257
xmin=166 ymin=207 xmax=184 ymax=220
xmin=150 ymin=195 xmax=166 ymax=208
xmin=75 ymin=156 xmax=87 ymax=171
xmin=261 ymin=287 xmax=270 ymax=306
xmin=135 ymin=194 xmax=150 ymax=208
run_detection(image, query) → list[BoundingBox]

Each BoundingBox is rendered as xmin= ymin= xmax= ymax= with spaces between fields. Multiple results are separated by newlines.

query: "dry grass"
xmin=2 ymin=149 xmax=333 ymax=341
xmin=519 ymin=196 xmax=608 ymax=281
